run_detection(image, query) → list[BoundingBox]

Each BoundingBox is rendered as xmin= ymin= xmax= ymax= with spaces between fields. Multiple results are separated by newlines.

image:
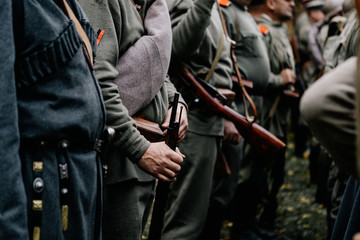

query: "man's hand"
xmin=223 ymin=120 xmax=241 ymax=145
xmin=280 ymin=68 xmax=296 ymax=86
xmin=353 ymin=233 xmax=360 ymax=240
xmin=137 ymin=142 xmax=185 ymax=182
xmin=161 ymin=102 xmax=188 ymax=143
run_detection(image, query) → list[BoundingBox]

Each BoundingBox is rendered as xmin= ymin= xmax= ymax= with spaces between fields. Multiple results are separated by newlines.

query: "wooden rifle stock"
xmin=169 ymin=62 xmax=286 ymax=160
xmin=148 ymin=93 xmax=181 ymax=240
xmin=133 ymin=117 xmax=165 ymax=142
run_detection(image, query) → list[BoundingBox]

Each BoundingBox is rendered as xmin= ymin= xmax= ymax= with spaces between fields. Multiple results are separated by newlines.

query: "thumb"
xmin=161 ymin=108 xmax=172 ymax=128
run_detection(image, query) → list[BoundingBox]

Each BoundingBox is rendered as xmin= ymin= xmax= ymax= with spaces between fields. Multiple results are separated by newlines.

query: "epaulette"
xmin=258 ymin=24 xmax=269 ymax=35
xmin=218 ymin=0 xmax=231 ymax=7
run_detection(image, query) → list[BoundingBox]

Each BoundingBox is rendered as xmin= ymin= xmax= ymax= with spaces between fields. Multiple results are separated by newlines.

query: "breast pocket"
xmin=235 ymin=31 xmax=260 ymax=58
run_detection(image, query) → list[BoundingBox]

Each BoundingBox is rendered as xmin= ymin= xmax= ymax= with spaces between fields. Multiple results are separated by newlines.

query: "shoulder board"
xmin=218 ymin=0 xmax=231 ymax=7
xmin=258 ymin=24 xmax=269 ymax=35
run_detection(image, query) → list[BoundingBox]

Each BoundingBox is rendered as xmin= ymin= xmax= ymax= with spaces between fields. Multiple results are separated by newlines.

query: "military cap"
xmin=322 ymin=0 xmax=344 ymax=20
xmin=302 ymin=0 xmax=325 ymax=9
xmin=342 ymin=0 xmax=354 ymax=14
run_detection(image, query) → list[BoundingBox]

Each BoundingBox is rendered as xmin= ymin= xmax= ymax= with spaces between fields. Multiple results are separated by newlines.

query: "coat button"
xmin=33 ymin=177 xmax=44 ymax=193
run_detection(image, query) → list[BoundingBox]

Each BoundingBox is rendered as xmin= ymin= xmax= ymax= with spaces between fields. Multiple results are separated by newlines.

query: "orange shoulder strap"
xmin=218 ymin=0 xmax=231 ymax=7
xmin=258 ymin=24 xmax=269 ymax=35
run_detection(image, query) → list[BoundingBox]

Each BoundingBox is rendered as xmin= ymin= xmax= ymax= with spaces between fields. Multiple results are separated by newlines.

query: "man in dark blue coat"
xmin=0 ymin=1 xmax=28 ymax=239
xmin=1 ymin=0 xmax=106 ymax=239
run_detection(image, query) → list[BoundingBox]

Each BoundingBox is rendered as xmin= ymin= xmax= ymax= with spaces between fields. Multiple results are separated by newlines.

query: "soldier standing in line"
xmin=78 ymin=0 xmax=188 ymax=239
xmin=162 ymin=0 xmax=236 ymax=239
xmin=300 ymin=55 xmax=358 ymax=240
xmin=248 ymin=0 xmax=296 ymax=231
xmin=296 ymin=0 xmax=324 ymax=85
xmin=292 ymin=0 xmax=324 ymax=193
xmin=2 ymin=0 xmax=108 ymax=239
xmin=199 ymin=0 xmax=272 ymax=239
xmin=308 ymin=0 xmax=345 ymax=78
xmin=303 ymin=0 xmax=347 ymax=213
xmin=300 ymin=4 xmax=360 ymax=240
xmin=305 ymin=2 xmax=359 ymax=236
xmin=323 ymin=0 xmax=358 ymax=73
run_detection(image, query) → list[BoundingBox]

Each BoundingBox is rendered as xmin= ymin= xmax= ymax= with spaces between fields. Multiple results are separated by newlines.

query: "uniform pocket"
xmin=234 ymin=31 xmax=259 ymax=58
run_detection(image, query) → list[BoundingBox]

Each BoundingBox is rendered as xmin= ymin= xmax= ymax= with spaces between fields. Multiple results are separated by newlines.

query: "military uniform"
xmin=323 ymin=10 xmax=359 ymax=73
xmin=200 ymin=1 xmax=271 ymax=239
xmin=78 ymin=0 xmax=185 ymax=239
xmin=296 ymin=6 xmax=324 ymax=85
xmin=292 ymin=0 xmax=324 ymax=159
xmin=3 ymin=0 xmax=106 ymax=239
xmin=300 ymin=56 xmax=358 ymax=240
xmin=163 ymin=0 xmax=233 ymax=239
xmin=256 ymin=13 xmax=295 ymax=227
xmin=310 ymin=9 xmax=359 ymax=237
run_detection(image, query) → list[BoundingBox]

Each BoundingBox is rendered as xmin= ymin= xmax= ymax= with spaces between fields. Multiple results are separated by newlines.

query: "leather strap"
xmin=217 ymin=2 xmax=257 ymax=123
xmin=268 ymin=95 xmax=281 ymax=119
xmin=57 ymin=140 xmax=70 ymax=232
xmin=62 ymin=0 xmax=93 ymax=66
xmin=204 ymin=34 xmax=225 ymax=82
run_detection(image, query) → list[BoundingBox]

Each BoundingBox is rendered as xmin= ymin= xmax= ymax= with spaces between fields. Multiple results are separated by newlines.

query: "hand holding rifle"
xmin=135 ymin=94 xmax=187 ymax=182
xmin=148 ymin=93 xmax=183 ymax=240
xmin=161 ymin=102 xmax=188 ymax=143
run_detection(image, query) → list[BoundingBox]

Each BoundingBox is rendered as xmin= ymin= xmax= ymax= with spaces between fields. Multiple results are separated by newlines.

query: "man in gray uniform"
xmin=250 ymin=0 xmax=296 ymax=230
xmin=305 ymin=3 xmax=359 ymax=237
xmin=323 ymin=4 xmax=359 ymax=73
xmin=300 ymin=56 xmax=358 ymax=240
xmin=296 ymin=0 xmax=324 ymax=86
xmin=200 ymin=0 xmax=271 ymax=239
xmin=163 ymin=0 xmax=234 ymax=239
xmin=293 ymin=0 xmax=324 ymax=194
xmin=2 ymin=0 xmax=107 ymax=239
xmin=78 ymin=0 xmax=188 ymax=239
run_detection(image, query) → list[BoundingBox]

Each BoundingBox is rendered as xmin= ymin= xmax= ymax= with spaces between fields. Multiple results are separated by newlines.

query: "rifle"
xmin=148 ymin=93 xmax=182 ymax=240
xmin=169 ymin=61 xmax=286 ymax=161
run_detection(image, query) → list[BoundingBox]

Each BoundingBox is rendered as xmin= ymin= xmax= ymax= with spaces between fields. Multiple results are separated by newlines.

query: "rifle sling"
xmin=204 ymin=33 xmax=225 ymax=83
xmin=61 ymin=0 xmax=93 ymax=68
xmin=217 ymin=2 xmax=257 ymax=123
xmin=268 ymin=94 xmax=281 ymax=119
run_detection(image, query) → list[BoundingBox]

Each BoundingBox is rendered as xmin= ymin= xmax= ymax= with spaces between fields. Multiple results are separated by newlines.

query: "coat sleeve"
xmin=0 ymin=1 xmax=29 ymax=239
xmin=167 ymin=0 xmax=216 ymax=60
xmin=114 ymin=0 xmax=173 ymax=116
xmin=78 ymin=0 xmax=150 ymax=163
xmin=300 ymin=57 xmax=357 ymax=176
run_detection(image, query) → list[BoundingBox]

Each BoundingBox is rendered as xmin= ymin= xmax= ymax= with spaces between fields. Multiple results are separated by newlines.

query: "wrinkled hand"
xmin=137 ymin=142 xmax=185 ymax=182
xmin=223 ymin=120 xmax=241 ymax=145
xmin=280 ymin=68 xmax=296 ymax=86
xmin=161 ymin=103 xmax=188 ymax=143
